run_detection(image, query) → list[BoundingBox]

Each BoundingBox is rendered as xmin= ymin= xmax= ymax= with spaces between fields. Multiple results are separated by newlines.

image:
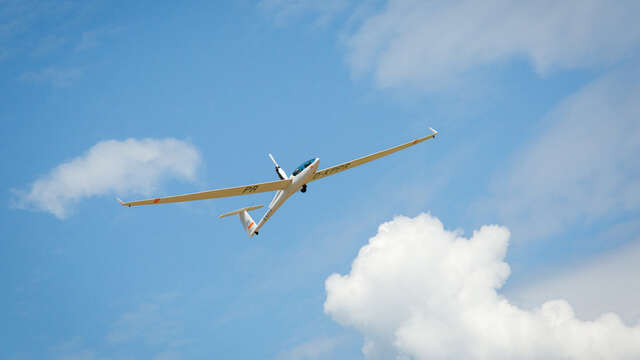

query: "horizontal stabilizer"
xmin=219 ymin=205 xmax=263 ymax=218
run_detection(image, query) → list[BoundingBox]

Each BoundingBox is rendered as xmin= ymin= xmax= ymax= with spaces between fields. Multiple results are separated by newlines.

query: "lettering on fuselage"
xmin=242 ymin=185 xmax=259 ymax=194
xmin=312 ymin=162 xmax=351 ymax=180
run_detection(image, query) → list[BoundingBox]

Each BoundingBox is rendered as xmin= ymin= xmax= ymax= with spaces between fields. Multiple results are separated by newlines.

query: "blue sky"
xmin=2 ymin=1 xmax=640 ymax=359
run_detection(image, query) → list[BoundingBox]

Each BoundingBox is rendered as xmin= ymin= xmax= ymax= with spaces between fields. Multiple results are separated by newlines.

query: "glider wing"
xmin=118 ymin=178 xmax=292 ymax=207
xmin=309 ymin=128 xmax=437 ymax=182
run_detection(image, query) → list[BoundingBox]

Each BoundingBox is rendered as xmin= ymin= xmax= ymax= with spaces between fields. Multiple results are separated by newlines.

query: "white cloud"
xmin=324 ymin=213 xmax=640 ymax=359
xmin=488 ymin=66 xmax=640 ymax=239
xmin=12 ymin=138 xmax=201 ymax=219
xmin=346 ymin=0 xmax=640 ymax=89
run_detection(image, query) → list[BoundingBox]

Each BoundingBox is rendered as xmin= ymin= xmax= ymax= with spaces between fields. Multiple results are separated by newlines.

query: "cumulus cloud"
xmin=12 ymin=138 xmax=201 ymax=219
xmin=324 ymin=213 xmax=640 ymax=359
xmin=345 ymin=0 xmax=640 ymax=89
xmin=489 ymin=66 xmax=640 ymax=239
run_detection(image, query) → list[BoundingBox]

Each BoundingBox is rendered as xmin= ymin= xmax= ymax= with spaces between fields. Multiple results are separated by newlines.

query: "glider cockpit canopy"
xmin=292 ymin=158 xmax=316 ymax=176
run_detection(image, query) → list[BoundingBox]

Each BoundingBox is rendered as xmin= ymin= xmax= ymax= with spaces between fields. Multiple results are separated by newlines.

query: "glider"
xmin=118 ymin=128 xmax=438 ymax=237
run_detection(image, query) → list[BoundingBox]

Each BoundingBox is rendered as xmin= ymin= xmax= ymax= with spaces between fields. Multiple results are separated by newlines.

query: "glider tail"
xmin=219 ymin=205 xmax=264 ymax=237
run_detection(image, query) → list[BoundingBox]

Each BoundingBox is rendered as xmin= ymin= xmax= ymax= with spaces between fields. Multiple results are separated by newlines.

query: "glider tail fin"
xmin=219 ymin=205 xmax=264 ymax=237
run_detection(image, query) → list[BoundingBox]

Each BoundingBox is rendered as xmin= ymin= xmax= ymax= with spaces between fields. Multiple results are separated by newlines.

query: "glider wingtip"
xmin=116 ymin=197 xmax=130 ymax=207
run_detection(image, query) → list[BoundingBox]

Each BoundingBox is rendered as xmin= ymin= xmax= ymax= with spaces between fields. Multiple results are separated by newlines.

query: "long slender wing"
xmin=309 ymin=128 xmax=438 ymax=182
xmin=118 ymin=178 xmax=292 ymax=207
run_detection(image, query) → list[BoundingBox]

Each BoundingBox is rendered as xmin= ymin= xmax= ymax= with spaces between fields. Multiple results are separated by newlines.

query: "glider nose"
xmin=313 ymin=157 xmax=320 ymax=170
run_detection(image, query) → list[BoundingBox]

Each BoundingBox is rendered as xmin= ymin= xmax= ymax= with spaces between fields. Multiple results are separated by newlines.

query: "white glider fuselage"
xmin=253 ymin=158 xmax=319 ymax=235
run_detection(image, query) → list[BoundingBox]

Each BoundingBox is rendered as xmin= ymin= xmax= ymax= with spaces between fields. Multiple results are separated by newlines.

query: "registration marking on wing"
xmin=242 ymin=185 xmax=259 ymax=194
xmin=312 ymin=162 xmax=352 ymax=180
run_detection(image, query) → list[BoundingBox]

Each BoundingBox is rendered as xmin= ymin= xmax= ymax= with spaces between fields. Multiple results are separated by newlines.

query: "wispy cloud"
xmin=325 ymin=213 xmax=640 ymax=359
xmin=31 ymin=34 xmax=66 ymax=56
xmin=107 ymin=292 xmax=186 ymax=346
xmin=11 ymin=138 xmax=201 ymax=219
xmin=106 ymin=292 xmax=192 ymax=359
xmin=1 ymin=0 xmax=120 ymax=86
xmin=508 ymin=228 xmax=640 ymax=325
xmin=75 ymin=26 xmax=122 ymax=52
xmin=0 ymin=0 xmax=76 ymax=56
xmin=19 ymin=66 xmax=83 ymax=87
xmin=486 ymin=66 xmax=640 ymax=240
xmin=259 ymin=0 xmax=349 ymax=26
xmin=48 ymin=293 xmax=190 ymax=359
xmin=49 ymin=338 xmax=106 ymax=360
xmin=344 ymin=0 xmax=640 ymax=89
xmin=278 ymin=336 xmax=343 ymax=360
